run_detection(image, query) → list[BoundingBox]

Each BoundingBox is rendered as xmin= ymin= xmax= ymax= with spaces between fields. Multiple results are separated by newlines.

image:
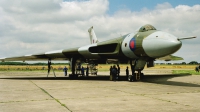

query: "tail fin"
xmin=88 ymin=26 xmax=98 ymax=44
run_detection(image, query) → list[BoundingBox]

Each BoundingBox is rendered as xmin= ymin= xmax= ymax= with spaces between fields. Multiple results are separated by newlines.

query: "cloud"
xmin=155 ymin=2 xmax=173 ymax=9
xmin=0 ymin=0 xmax=199 ymax=63
xmin=59 ymin=0 xmax=108 ymax=21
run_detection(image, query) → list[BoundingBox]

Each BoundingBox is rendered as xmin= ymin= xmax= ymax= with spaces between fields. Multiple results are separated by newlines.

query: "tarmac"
xmin=0 ymin=69 xmax=200 ymax=112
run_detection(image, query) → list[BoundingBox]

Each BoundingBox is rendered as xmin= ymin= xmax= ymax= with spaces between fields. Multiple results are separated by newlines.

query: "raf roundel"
xmin=129 ymin=38 xmax=136 ymax=51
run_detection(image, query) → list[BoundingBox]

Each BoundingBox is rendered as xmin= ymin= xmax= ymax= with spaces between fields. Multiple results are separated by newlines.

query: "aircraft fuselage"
xmin=77 ymin=26 xmax=182 ymax=61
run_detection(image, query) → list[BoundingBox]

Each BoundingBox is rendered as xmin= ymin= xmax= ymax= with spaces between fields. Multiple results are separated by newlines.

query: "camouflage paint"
xmin=133 ymin=30 xmax=157 ymax=57
xmin=0 ymin=24 xmax=186 ymax=63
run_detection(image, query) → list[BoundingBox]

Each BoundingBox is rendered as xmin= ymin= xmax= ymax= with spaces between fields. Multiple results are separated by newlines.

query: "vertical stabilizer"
xmin=88 ymin=26 xmax=98 ymax=44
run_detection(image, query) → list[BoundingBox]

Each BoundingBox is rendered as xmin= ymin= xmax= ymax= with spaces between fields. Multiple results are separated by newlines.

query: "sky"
xmin=0 ymin=0 xmax=199 ymax=63
xmin=108 ymin=0 xmax=199 ymax=14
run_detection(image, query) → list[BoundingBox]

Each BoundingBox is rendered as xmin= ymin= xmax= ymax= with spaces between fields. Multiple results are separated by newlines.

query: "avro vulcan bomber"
xmin=0 ymin=24 xmax=196 ymax=81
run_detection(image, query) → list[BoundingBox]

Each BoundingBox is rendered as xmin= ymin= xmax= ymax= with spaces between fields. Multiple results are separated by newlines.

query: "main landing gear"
xmin=69 ymin=58 xmax=79 ymax=78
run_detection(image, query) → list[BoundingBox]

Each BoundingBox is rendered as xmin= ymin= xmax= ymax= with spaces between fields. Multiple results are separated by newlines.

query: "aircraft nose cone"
xmin=166 ymin=40 xmax=182 ymax=54
xmin=143 ymin=38 xmax=182 ymax=58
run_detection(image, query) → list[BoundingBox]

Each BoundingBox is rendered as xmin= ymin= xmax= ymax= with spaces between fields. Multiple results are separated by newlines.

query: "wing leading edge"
xmin=0 ymin=47 xmax=81 ymax=62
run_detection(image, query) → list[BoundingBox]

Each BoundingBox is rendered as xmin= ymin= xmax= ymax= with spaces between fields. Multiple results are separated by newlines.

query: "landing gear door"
xmin=134 ymin=59 xmax=146 ymax=70
xmin=147 ymin=60 xmax=154 ymax=68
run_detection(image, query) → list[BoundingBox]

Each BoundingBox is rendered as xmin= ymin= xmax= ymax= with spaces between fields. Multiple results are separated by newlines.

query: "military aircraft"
xmin=0 ymin=24 xmax=196 ymax=81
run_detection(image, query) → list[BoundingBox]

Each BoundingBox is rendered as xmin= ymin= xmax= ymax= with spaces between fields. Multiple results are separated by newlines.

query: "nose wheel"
xmin=128 ymin=70 xmax=144 ymax=82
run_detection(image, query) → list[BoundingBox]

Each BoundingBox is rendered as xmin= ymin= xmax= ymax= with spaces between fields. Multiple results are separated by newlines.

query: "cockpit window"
xmin=138 ymin=24 xmax=156 ymax=32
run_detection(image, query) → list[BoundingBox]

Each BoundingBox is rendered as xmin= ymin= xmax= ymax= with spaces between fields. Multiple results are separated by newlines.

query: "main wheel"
xmin=132 ymin=73 xmax=137 ymax=81
xmin=141 ymin=73 xmax=144 ymax=79
xmin=128 ymin=75 xmax=132 ymax=82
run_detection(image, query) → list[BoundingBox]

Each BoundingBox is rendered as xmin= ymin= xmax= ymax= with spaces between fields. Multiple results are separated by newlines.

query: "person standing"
xmin=47 ymin=59 xmax=51 ymax=74
xmin=109 ymin=66 xmax=113 ymax=80
xmin=112 ymin=65 xmax=117 ymax=81
xmin=126 ymin=66 xmax=129 ymax=80
xmin=117 ymin=64 xmax=120 ymax=80
xmin=81 ymin=66 xmax=85 ymax=76
xmin=63 ymin=66 xmax=68 ymax=76
xmin=86 ymin=66 xmax=89 ymax=77
xmin=195 ymin=65 xmax=199 ymax=72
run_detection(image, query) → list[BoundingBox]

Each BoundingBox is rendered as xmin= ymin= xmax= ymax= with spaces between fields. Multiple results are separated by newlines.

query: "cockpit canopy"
xmin=138 ymin=24 xmax=156 ymax=32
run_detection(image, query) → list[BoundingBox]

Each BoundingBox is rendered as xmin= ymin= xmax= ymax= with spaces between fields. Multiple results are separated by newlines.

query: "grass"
xmin=172 ymin=70 xmax=200 ymax=75
xmin=0 ymin=65 xmax=65 ymax=72
xmin=0 ymin=64 xmax=199 ymax=75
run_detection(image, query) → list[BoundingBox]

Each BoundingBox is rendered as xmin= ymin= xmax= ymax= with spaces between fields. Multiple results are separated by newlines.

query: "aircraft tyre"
xmin=128 ymin=75 xmax=132 ymax=82
xmin=141 ymin=73 xmax=144 ymax=79
xmin=132 ymin=73 xmax=136 ymax=81
xmin=69 ymin=74 xmax=78 ymax=79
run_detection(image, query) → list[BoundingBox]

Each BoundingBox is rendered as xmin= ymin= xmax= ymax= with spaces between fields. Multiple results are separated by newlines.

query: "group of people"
xmin=110 ymin=64 xmax=121 ymax=81
xmin=80 ymin=66 xmax=89 ymax=76
xmin=110 ymin=65 xmax=130 ymax=81
xmin=195 ymin=65 xmax=200 ymax=72
xmin=63 ymin=64 xmax=200 ymax=78
xmin=63 ymin=66 xmax=89 ymax=76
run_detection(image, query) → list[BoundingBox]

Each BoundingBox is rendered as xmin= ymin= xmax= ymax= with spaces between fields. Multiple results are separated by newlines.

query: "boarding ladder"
xmin=47 ymin=66 xmax=56 ymax=78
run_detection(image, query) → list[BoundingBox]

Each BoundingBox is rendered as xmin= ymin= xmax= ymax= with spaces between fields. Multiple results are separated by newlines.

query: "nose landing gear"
xmin=128 ymin=70 xmax=144 ymax=82
xmin=129 ymin=59 xmax=145 ymax=82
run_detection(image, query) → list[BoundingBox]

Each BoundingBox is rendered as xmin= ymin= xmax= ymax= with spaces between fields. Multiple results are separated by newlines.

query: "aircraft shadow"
xmin=0 ymin=76 xmax=111 ymax=81
xmin=142 ymin=74 xmax=200 ymax=87
xmin=0 ymin=74 xmax=199 ymax=87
